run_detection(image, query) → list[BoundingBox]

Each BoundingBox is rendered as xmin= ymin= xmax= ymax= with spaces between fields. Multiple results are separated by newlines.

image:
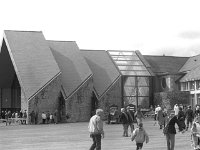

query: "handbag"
xmin=163 ymin=124 xmax=169 ymax=134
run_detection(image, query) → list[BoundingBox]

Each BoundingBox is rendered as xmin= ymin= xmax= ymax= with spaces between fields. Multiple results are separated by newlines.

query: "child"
xmin=131 ymin=123 xmax=149 ymax=150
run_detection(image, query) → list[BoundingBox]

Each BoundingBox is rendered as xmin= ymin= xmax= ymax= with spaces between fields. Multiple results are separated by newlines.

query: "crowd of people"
xmin=0 ymin=109 xmax=60 ymax=125
xmin=88 ymin=104 xmax=200 ymax=150
xmin=0 ymin=110 xmax=27 ymax=125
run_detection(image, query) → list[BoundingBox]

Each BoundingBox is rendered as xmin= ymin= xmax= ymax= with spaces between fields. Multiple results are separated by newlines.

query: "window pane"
xmin=138 ymin=77 xmax=149 ymax=86
xmin=121 ymin=71 xmax=151 ymax=76
xmin=123 ymin=97 xmax=137 ymax=106
xmin=138 ymin=97 xmax=149 ymax=108
xmin=123 ymin=77 xmax=135 ymax=86
xmin=109 ymin=51 xmax=137 ymax=56
xmin=118 ymin=65 xmax=147 ymax=71
xmin=138 ymin=87 xmax=149 ymax=96
xmin=112 ymin=55 xmax=140 ymax=61
xmin=190 ymin=81 xmax=195 ymax=90
xmin=123 ymin=87 xmax=137 ymax=96
xmin=115 ymin=60 xmax=142 ymax=65
xmin=197 ymin=81 xmax=200 ymax=90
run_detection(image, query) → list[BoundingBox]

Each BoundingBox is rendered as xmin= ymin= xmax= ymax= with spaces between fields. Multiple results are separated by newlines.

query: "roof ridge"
xmin=144 ymin=55 xmax=189 ymax=58
xmin=48 ymin=40 xmax=76 ymax=42
xmin=80 ymin=49 xmax=106 ymax=51
xmin=4 ymin=30 xmax=42 ymax=33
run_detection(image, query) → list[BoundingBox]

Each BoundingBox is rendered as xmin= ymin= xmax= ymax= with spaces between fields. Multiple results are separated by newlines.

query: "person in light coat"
xmin=88 ymin=109 xmax=104 ymax=150
xmin=131 ymin=122 xmax=149 ymax=150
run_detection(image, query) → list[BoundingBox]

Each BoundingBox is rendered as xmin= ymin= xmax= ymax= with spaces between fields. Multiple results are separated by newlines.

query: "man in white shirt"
xmin=154 ymin=105 xmax=161 ymax=125
xmin=174 ymin=104 xmax=179 ymax=115
xmin=88 ymin=109 xmax=104 ymax=150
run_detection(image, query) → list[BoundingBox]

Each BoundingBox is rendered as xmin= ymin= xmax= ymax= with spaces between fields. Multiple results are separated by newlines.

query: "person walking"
xmin=126 ymin=106 xmax=135 ymax=136
xmin=134 ymin=108 xmax=145 ymax=125
xmin=163 ymin=113 xmax=186 ymax=150
xmin=119 ymin=108 xmax=129 ymax=137
xmin=88 ymin=109 xmax=104 ymax=150
xmin=154 ymin=105 xmax=161 ymax=125
xmin=185 ymin=105 xmax=194 ymax=131
xmin=157 ymin=108 xmax=165 ymax=129
xmin=42 ymin=112 xmax=46 ymax=124
xmin=46 ymin=111 xmax=50 ymax=124
xmin=54 ymin=109 xmax=58 ymax=124
xmin=131 ymin=122 xmax=149 ymax=150
xmin=23 ymin=110 xmax=27 ymax=124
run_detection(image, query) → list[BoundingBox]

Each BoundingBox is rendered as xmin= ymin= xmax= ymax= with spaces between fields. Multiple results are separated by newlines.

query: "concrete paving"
xmin=0 ymin=118 xmax=194 ymax=150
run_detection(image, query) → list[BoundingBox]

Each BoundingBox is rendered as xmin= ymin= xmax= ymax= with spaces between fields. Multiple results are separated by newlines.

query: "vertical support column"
xmin=136 ymin=76 xmax=138 ymax=109
xmin=121 ymin=76 xmax=124 ymax=108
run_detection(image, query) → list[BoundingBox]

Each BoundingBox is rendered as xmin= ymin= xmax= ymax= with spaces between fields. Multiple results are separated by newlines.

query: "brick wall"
xmin=98 ymin=78 xmax=122 ymax=120
xmin=28 ymin=75 xmax=62 ymax=124
xmin=65 ymin=77 xmax=93 ymax=122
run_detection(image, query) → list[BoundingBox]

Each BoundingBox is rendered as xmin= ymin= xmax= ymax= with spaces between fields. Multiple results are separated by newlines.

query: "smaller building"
xmin=179 ymin=54 xmax=200 ymax=107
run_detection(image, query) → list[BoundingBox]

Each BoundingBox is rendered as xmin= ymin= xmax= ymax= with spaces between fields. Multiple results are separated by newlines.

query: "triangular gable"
xmin=3 ymin=30 xmax=61 ymax=99
xmin=179 ymin=54 xmax=200 ymax=73
xmin=180 ymin=65 xmax=200 ymax=82
xmin=81 ymin=50 xmax=120 ymax=98
xmin=48 ymin=41 xmax=92 ymax=97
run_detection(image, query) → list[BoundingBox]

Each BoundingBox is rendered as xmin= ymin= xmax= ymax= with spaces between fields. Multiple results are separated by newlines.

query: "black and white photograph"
xmin=1 ymin=0 xmax=200 ymax=150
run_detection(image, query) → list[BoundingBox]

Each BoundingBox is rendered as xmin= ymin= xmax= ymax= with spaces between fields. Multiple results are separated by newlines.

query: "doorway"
xmin=91 ymin=91 xmax=98 ymax=116
xmin=58 ymin=92 xmax=66 ymax=122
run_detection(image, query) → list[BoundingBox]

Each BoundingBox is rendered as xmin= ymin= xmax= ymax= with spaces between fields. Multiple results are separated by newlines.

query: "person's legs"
xmin=165 ymin=134 xmax=171 ymax=150
xmin=189 ymin=119 xmax=193 ymax=129
xmin=123 ymin=124 xmax=128 ymax=137
xmin=89 ymin=134 xmax=96 ymax=150
xmin=169 ymin=133 xmax=175 ymax=150
xmin=136 ymin=143 xmax=143 ymax=150
xmin=89 ymin=134 xmax=101 ymax=150
xmin=130 ymin=123 xmax=134 ymax=134
xmin=95 ymin=134 xmax=101 ymax=150
xmin=192 ymin=135 xmax=198 ymax=148
xmin=122 ymin=124 xmax=126 ymax=136
xmin=186 ymin=119 xmax=190 ymax=130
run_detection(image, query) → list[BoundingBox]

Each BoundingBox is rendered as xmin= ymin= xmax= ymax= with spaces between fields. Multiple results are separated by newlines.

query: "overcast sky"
xmin=1 ymin=0 xmax=200 ymax=57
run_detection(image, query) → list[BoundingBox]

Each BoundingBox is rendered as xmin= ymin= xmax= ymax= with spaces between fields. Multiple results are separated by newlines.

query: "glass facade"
xmin=108 ymin=51 xmax=153 ymax=108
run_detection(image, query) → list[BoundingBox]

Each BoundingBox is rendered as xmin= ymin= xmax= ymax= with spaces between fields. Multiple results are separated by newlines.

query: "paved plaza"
xmin=0 ymin=118 xmax=194 ymax=150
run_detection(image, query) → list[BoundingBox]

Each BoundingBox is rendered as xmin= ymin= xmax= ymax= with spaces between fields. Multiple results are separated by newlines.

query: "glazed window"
xmin=181 ymin=82 xmax=188 ymax=91
xmin=190 ymin=81 xmax=195 ymax=90
xmin=196 ymin=80 xmax=200 ymax=90
xmin=161 ymin=78 xmax=166 ymax=89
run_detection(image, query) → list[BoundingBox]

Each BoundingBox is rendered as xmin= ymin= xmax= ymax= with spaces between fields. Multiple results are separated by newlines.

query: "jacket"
xmin=88 ymin=115 xmax=104 ymax=135
xmin=131 ymin=127 xmax=149 ymax=143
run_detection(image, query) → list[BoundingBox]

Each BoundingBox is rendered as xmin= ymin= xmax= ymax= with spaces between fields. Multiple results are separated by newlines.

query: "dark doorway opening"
xmin=58 ymin=92 xmax=66 ymax=122
xmin=91 ymin=91 xmax=98 ymax=116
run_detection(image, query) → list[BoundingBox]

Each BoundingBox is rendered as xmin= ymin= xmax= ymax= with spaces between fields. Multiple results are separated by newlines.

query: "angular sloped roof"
xmin=81 ymin=50 xmax=120 ymax=98
xmin=143 ymin=55 xmax=189 ymax=75
xmin=3 ymin=30 xmax=61 ymax=99
xmin=180 ymin=65 xmax=200 ymax=82
xmin=179 ymin=54 xmax=200 ymax=73
xmin=108 ymin=50 xmax=153 ymax=76
xmin=48 ymin=41 xmax=92 ymax=97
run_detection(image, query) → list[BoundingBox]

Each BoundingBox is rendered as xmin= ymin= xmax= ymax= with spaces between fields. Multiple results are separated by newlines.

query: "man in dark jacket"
xmin=119 ymin=108 xmax=129 ymax=137
xmin=185 ymin=105 xmax=194 ymax=130
xmin=126 ymin=106 xmax=135 ymax=136
xmin=164 ymin=113 xmax=186 ymax=150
